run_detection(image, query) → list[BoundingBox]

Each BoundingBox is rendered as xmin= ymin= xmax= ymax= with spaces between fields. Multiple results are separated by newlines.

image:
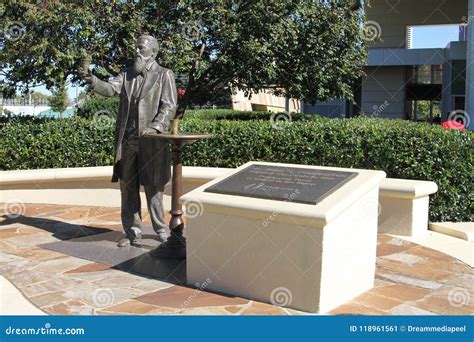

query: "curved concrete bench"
xmin=1 ymin=167 xmax=438 ymax=238
xmin=379 ymin=178 xmax=438 ymax=236
xmin=429 ymin=222 xmax=474 ymax=241
xmin=0 ymin=166 xmax=232 ymax=209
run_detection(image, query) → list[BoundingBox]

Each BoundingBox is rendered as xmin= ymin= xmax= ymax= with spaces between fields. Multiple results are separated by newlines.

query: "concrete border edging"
xmin=5 ymin=166 xmax=472 ymax=265
xmin=1 ymin=166 xmax=437 ymax=237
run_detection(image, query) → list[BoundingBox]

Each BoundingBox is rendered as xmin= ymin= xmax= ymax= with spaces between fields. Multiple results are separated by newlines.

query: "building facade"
xmin=306 ymin=0 xmax=473 ymax=129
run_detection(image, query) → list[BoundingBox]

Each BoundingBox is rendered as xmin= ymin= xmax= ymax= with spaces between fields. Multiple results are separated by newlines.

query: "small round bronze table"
xmin=144 ymin=132 xmax=212 ymax=259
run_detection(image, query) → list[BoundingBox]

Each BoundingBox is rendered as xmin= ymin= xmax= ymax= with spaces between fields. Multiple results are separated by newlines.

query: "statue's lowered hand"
xmin=141 ymin=127 xmax=159 ymax=136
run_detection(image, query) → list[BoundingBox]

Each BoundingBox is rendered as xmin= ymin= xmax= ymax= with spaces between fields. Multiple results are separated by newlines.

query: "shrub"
xmin=179 ymin=118 xmax=473 ymax=222
xmin=1 ymin=115 xmax=471 ymax=222
xmin=76 ymin=95 xmax=120 ymax=119
xmin=0 ymin=115 xmax=54 ymax=125
xmin=183 ymin=109 xmax=319 ymax=121
xmin=0 ymin=118 xmax=114 ymax=170
xmin=0 ymin=106 xmax=13 ymax=117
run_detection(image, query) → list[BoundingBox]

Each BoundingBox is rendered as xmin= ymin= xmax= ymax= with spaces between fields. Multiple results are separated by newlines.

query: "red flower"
xmin=441 ymin=120 xmax=465 ymax=131
xmin=178 ymin=89 xmax=186 ymax=97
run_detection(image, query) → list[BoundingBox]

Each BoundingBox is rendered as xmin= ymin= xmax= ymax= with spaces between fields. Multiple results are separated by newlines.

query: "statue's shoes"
xmin=156 ymin=229 xmax=170 ymax=243
xmin=131 ymin=239 xmax=142 ymax=247
xmin=117 ymin=238 xmax=142 ymax=247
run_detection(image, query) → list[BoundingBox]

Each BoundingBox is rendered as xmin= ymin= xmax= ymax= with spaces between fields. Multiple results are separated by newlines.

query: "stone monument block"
xmin=182 ymin=162 xmax=386 ymax=313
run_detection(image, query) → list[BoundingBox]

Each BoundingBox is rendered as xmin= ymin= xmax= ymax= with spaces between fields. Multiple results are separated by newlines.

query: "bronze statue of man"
xmin=79 ymin=34 xmax=177 ymax=247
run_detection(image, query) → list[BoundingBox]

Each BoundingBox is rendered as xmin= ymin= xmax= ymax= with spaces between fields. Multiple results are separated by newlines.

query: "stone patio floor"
xmin=0 ymin=203 xmax=472 ymax=316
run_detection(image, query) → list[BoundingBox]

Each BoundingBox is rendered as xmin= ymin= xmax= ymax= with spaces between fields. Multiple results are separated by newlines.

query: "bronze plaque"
xmin=204 ymin=164 xmax=358 ymax=205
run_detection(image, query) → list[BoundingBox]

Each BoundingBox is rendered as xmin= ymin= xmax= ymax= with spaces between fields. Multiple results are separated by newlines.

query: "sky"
xmin=29 ymin=24 xmax=463 ymax=101
xmin=411 ymin=24 xmax=461 ymax=49
xmin=30 ymin=75 xmax=83 ymax=101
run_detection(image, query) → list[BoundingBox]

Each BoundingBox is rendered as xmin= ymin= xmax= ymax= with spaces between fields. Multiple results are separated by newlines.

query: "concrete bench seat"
xmin=378 ymin=178 xmax=438 ymax=236
xmin=1 ymin=167 xmax=439 ymax=238
xmin=429 ymin=222 xmax=474 ymax=241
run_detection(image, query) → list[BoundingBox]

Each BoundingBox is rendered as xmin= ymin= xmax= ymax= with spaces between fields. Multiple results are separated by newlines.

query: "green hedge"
xmin=184 ymin=109 xmax=271 ymax=120
xmin=183 ymin=109 xmax=318 ymax=121
xmin=0 ymin=115 xmax=55 ymax=125
xmin=1 ymin=116 xmax=472 ymax=222
xmin=76 ymin=95 xmax=120 ymax=119
xmin=179 ymin=118 xmax=472 ymax=222
xmin=0 ymin=118 xmax=115 ymax=169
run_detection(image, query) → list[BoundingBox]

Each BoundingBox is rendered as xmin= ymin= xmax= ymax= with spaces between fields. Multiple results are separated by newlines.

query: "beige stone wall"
xmin=231 ymin=89 xmax=301 ymax=112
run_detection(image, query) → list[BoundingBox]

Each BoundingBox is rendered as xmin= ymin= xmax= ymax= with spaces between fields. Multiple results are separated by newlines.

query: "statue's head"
xmin=134 ymin=34 xmax=159 ymax=73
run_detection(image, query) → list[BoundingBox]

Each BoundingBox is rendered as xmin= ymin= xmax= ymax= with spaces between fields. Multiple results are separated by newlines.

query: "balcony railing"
xmin=0 ymin=98 xmax=50 ymax=106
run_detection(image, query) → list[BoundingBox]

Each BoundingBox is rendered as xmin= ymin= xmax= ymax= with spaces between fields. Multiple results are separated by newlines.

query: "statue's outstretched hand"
xmin=79 ymin=64 xmax=93 ymax=84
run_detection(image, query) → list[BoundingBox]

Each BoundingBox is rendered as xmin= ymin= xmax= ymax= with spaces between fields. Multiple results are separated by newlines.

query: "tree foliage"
xmin=0 ymin=106 xmax=12 ymax=116
xmin=31 ymin=91 xmax=51 ymax=101
xmin=49 ymin=82 xmax=68 ymax=113
xmin=1 ymin=0 xmax=366 ymax=115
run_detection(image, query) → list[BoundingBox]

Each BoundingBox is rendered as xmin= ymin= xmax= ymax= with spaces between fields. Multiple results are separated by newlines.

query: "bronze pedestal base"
xmin=144 ymin=132 xmax=212 ymax=259
xmin=150 ymin=233 xmax=186 ymax=259
xmin=150 ymin=209 xmax=186 ymax=259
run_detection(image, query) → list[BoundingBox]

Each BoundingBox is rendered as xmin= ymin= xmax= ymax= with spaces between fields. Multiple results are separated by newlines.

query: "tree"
xmin=0 ymin=106 xmax=12 ymax=117
xmin=49 ymin=83 xmax=68 ymax=113
xmin=77 ymin=90 xmax=88 ymax=101
xmin=1 ymin=1 xmax=366 ymax=117
xmin=31 ymin=91 xmax=51 ymax=101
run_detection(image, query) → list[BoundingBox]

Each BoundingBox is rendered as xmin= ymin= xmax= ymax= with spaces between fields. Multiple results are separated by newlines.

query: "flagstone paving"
xmin=0 ymin=203 xmax=472 ymax=316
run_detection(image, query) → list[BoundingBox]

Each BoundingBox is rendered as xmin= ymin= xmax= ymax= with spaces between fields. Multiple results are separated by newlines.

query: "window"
xmin=406 ymin=65 xmax=443 ymax=85
xmin=407 ymin=100 xmax=441 ymax=122
xmin=451 ymin=60 xmax=466 ymax=95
